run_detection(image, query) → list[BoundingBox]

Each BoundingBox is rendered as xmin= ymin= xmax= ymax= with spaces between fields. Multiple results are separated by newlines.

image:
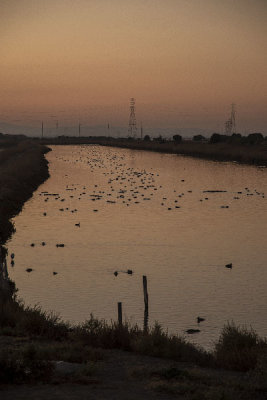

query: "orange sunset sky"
xmin=0 ymin=0 xmax=266 ymax=135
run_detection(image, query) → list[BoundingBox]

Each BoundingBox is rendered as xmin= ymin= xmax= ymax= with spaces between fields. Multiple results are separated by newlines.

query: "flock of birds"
xmin=38 ymin=148 xmax=265 ymax=216
xmin=8 ymin=146 xmax=266 ymax=334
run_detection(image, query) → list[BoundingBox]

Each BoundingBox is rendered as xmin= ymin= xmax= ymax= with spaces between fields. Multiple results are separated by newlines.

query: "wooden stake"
xmin=143 ymin=276 xmax=149 ymax=332
xmin=118 ymin=302 xmax=122 ymax=326
xmin=143 ymin=276 xmax=148 ymax=310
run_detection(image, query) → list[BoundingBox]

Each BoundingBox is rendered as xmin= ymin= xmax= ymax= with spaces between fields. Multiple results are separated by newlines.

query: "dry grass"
xmin=214 ymin=323 xmax=267 ymax=371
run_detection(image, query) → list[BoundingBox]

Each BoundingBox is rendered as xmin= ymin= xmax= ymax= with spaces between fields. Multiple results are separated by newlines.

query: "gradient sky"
xmin=1 ymin=0 xmax=267 ymax=134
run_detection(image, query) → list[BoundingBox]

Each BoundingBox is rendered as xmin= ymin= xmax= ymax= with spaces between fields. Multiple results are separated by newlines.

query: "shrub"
xmin=214 ymin=323 xmax=267 ymax=371
xmin=193 ymin=134 xmax=206 ymax=142
xmin=173 ymin=134 xmax=182 ymax=143
xmin=132 ymin=323 xmax=212 ymax=366
xmin=247 ymin=133 xmax=264 ymax=145
xmin=18 ymin=305 xmax=69 ymax=339
xmin=210 ymin=133 xmax=228 ymax=143
xmin=73 ymin=314 xmax=140 ymax=350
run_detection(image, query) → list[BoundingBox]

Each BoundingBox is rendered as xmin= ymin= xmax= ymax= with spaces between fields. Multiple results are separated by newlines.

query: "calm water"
xmin=7 ymin=145 xmax=267 ymax=348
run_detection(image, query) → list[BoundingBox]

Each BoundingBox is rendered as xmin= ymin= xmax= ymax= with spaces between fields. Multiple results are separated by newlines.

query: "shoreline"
xmin=0 ymin=140 xmax=267 ymax=397
xmin=0 ymin=141 xmax=50 ymax=247
xmin=39 ymin=137 xmax=267 ymax=167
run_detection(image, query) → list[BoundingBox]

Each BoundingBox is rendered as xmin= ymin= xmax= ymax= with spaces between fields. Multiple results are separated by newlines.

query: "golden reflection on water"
xmin=8 ymin=145 xmax=267 ymax=348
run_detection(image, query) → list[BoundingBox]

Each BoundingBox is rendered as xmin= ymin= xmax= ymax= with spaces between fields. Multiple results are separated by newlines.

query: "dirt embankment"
xmin=40 ymin=136 xmax=267 ymax=166
xmin=0 ymin=141 xmax=50 ymax=246
xmin=101 ymin=140 xmax=267 ymax=166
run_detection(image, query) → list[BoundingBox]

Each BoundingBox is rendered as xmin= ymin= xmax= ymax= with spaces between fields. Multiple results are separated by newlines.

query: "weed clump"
xmin=132 ymin=322 xmax=212 ymax=366
xmin=73 ymin=314 xmax=140 ymax=350
xmin=214 ymin=323 xmax=267 ymax=371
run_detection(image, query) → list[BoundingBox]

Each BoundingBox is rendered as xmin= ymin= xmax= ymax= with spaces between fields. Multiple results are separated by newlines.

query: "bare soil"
xmin=0 ymin=336 xmax=263 ymax=400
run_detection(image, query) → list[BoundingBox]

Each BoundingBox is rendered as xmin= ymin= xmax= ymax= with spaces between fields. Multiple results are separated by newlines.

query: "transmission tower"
xmin=128 ymin=98 xmax=137 ymax=137
xmin=225 ymin=103 xmax=236 ymax=135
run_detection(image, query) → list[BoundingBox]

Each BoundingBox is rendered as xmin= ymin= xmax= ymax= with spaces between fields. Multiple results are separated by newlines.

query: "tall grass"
xmin=1 ymin=287 xmax=267 ymax=373
xmin=73 ymin=316 xmax=211 ymax=365
xmin=214 ymin=323 xmax=267 ymax=371
xmin=0 ymin=297 xmax=69 ymax=340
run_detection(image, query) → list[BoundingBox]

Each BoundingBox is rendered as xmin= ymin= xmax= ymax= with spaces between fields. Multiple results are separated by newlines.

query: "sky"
xmin=0 ymin=0 xmax=267 ymax=136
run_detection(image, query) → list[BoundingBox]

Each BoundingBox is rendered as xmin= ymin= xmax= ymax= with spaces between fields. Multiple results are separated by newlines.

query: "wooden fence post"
xmin=143 ymin=276 xmax=149 ymax=332
xmin=118 ymin=302 xmax=122 ymax=326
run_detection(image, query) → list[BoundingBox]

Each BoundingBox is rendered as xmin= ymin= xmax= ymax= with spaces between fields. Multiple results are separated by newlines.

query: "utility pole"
xmin=224 ymin=103 xmax=236 ymax=135
xmin=140 ymin=121 xmax=143 ymax=139
xmin=128 ymin=98 xmax=137 ymax=138
xmin=41 ymin=121 xmax=44 ymax=139
xmin=78 ymin=122 xmax=81 ymax=137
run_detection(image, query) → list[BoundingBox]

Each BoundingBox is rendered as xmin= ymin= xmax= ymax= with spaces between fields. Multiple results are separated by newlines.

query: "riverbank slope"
xmin=39 ymin=136 xmax=267 ymax=166
xmin=0 ymin=141 xmax=50 ymax=246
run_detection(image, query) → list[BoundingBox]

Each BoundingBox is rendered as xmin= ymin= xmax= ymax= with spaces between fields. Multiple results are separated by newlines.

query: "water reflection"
xmin=7 ymin=145 xmax=267 ymax=348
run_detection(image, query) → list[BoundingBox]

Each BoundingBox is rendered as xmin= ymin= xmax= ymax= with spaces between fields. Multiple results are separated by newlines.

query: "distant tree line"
xmin=209 ymin=132 xmax=266 ymax=145
xmin=142 ymin=132 xmax=266 ymax=145
xmin=0 ymin=131 xmax=266 ymax=148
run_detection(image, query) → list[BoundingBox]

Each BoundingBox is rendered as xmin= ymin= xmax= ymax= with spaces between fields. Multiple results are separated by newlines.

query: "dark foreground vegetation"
xmin=39 ymin=131 xmax=267 ymax=166
xmin=1 ymin=281 xmax=267 ymax=374
xmin=1 ymin=282 xmax=267 ymax=398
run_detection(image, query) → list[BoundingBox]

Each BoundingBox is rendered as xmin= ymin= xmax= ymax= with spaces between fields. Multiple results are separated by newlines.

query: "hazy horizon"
xmin=1 ymin=0 xmax=267 ymax=134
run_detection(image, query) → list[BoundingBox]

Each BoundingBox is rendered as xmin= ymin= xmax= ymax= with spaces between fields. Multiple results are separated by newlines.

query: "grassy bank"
xmin=1 ymin=285 xmax=267 ymax=399
xmin=1 ymin=266 xmax=267 ymax=372
xmin=1 ymin=287 xmax=267 ymax=374
xmin=40 ymin=136 xmax=267 ymax=166
xmin=109 ymin=139 xmax=267 ymax=166
xmin=0 ymin=141 xmax=50 ymax=246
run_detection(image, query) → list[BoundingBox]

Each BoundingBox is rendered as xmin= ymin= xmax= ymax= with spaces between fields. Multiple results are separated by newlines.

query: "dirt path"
xmin=0 ymin=349 xmax=186 ymax=400
xmin=0 ymin=339 xmax=264 ymax=400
